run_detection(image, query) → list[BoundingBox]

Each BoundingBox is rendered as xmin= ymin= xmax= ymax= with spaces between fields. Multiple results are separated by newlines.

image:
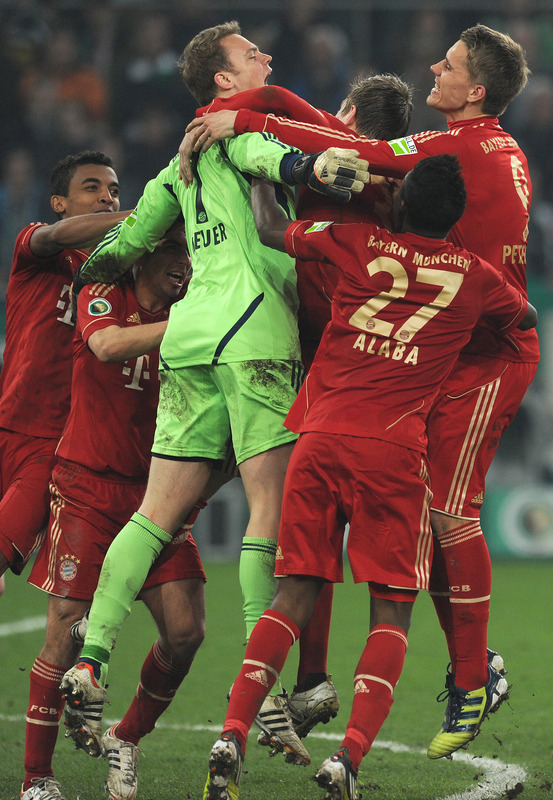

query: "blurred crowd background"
xmin=1 ymin=0 xmax=553 ymax=553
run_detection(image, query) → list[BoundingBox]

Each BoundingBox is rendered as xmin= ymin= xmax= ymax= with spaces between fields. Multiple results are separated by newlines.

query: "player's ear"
xmin=51 ymin=195 xmax=67 ymax=215
xmin=468 ymin=83 xmax=486 ymax=105
xmin=341 ymin=104 xmax=357 ymax=129
xmin=214 ymin=70 xmax=234 ymax=91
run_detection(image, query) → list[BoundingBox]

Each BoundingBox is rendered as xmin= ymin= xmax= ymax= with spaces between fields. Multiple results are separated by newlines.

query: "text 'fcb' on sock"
xmin=24 ymin=658 xmax=65 ymax=788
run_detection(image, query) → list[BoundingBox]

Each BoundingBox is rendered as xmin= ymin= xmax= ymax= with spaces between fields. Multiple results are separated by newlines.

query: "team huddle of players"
xmin=0 ymin=18 xmax=537 ymax=800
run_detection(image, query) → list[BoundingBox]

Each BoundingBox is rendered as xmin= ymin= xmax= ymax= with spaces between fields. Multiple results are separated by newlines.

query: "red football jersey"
xmin=55 ymin=280 xmax=170 ymax=478
xmin=284 ymin=220 xmax=528 ymax=452
xmin=0 ymin=223 xmax=85 ymax=438
xmin=201 ymin=86 xmax=394 ymax=367
xmin=294 ymin=178 xmax=393 ymax=368
xmin=235 ymin=111 xmax=538 ymax=364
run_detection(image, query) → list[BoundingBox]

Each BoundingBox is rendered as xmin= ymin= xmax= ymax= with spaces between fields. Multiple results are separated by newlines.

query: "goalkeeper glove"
xmin=287 ymin=147 xmax=370 ymax=203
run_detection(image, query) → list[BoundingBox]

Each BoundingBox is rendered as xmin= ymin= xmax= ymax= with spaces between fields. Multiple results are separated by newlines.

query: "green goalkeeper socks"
xmin=239 ymin=536 xmax=277 ymax=642
xmin=80 ymin=513 xmax=172 ymax=674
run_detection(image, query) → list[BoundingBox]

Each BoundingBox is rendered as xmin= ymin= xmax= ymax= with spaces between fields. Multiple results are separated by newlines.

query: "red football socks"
xmin=437 ymin=521 xmax=491 ymax=690
xmin=342 ymin=624 xmax=408 ymax=771
xmin=24 ymin=658 xmax=65 ymax=788
xmin=224 ymin=608 xmax=300 ymax=751
xmin=116 ymin=640 xmax=192 ymax=745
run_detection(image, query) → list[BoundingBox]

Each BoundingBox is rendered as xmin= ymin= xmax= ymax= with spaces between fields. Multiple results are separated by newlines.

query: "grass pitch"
xmin=1 ymin=560 xmax=551 ymax=800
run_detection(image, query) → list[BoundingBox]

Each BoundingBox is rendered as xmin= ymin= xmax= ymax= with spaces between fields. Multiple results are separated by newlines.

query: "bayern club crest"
xmin=59 ymin=555 xmax=79 ymax=581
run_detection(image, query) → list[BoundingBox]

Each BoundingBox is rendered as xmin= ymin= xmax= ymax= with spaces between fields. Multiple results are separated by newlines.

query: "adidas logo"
xmin=354 ymin=679 xmax=370 ymax=694
xmin=127 ymin=312 xmax=142 ymax=324
xmin=471 ymin=491 xmax=484 ymax=505
xmin=275 ymin=545 xmax=284 ymax=560
xmin=245 ymin=669 xmax=269 ymax=688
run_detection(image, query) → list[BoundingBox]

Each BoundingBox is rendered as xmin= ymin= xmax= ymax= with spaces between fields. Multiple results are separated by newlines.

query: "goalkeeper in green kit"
xmin=61 ymin=19 xmax=369 ymax=770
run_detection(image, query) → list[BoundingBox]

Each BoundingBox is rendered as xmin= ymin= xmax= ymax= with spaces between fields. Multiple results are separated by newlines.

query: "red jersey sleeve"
xmin=234 ymin=112 xmax=463 ymax=179
xmin=199 ymin=85 xmax=334 ymax=127
xmin=285 ymin=219 xmax=364 ymax=266
xmin=235 ymin=110 xmax=369 ymax=157
xmin=475 ymin=256 xmax=528 ymax=333
xmin=78 ymin=282 xmax=126 ymax=344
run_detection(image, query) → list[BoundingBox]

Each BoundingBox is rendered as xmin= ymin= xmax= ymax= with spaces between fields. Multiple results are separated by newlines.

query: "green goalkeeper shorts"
xmin=152 ymin=359 xmax=304 ymax=465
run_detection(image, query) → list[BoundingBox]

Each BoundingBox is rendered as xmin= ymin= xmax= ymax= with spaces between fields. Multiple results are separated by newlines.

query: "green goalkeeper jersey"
xmin=82 ymin=132 xmax=301 ymax=367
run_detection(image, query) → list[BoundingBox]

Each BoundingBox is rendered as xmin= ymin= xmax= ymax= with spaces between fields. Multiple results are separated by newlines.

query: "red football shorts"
xmin=275 ymin=431 xmax=433 ymax=590
xmin=427 ymin=354 xmax=538 ymax=519
xmin=0 ymin=429 xmax=57 ymax=573
xmin=29 ymin=460 xmax=205 ymax=599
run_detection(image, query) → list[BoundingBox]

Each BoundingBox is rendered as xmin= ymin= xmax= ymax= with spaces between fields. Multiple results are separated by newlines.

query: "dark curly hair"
xmin=402 ymin=155 xmax=467 ymax=234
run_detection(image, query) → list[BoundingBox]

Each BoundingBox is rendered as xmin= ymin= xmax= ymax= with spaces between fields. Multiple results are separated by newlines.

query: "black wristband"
xmin=280 ymin=153 xmax=304 ymax=184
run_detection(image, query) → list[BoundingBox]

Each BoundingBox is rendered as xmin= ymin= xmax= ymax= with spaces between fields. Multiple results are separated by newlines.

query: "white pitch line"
xmin=298 ymin=733 xmax=527 ymax=800
xmin=0 ymin=712 xmax=526 ymax=800
xmin=0 ymin=616 xmax=46 ymax=637
xmin=437 ymin=752 xmax=526 ymax=800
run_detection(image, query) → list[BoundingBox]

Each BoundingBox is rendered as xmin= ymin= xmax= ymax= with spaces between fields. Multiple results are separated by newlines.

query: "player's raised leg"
xmin=61 ymin=457 xmax=211 ymax=703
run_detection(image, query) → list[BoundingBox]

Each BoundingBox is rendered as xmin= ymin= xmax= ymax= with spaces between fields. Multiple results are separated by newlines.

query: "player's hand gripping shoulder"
xmin=179 ymin=111 xmax=239 ymax=186
xmin=290 ymin=148 xmax=370 ymax=203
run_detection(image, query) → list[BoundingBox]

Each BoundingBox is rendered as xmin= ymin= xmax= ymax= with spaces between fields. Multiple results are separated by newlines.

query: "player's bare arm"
xmin=250 ymin=178 xmax=289 ymax=252
xmin=87 ymin=321 xmax=168 ymax=363
xmin=179 ymin=111 xmax=239 ymax=186
xmin=29 ymin=211 xmax=131 ymax=259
